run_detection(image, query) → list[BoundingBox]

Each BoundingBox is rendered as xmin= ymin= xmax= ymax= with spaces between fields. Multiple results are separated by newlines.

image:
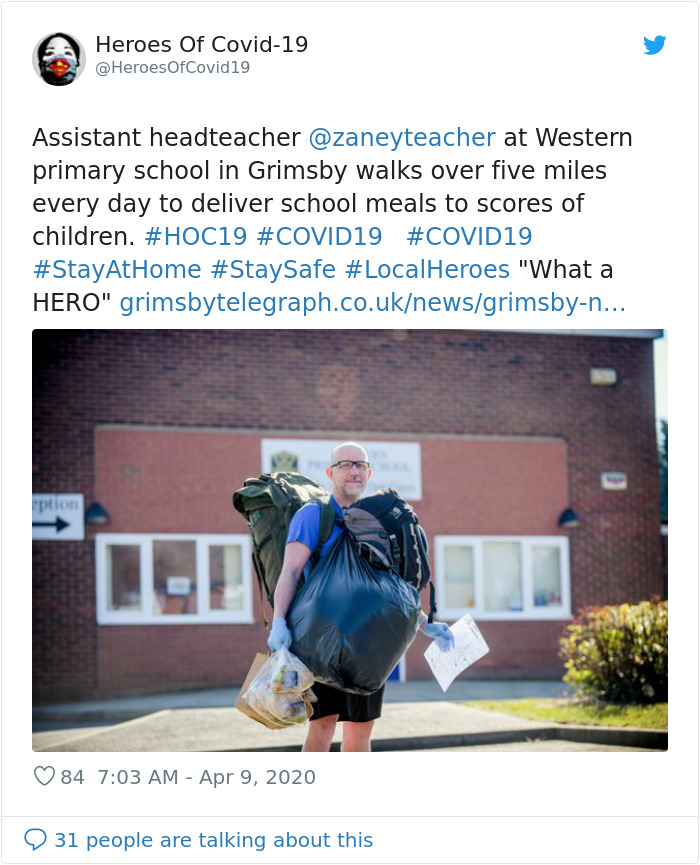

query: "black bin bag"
xmin=288 ymin=530 xmax=421 ymax=695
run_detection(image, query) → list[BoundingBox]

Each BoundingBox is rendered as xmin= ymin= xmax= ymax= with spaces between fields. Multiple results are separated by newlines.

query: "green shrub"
xmin=560 ymin=599 xmax=668 ymax=704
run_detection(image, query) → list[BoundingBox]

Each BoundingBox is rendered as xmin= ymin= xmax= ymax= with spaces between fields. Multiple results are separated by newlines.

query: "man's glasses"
xmin=330 ymin=460 xmax=370 ymax=471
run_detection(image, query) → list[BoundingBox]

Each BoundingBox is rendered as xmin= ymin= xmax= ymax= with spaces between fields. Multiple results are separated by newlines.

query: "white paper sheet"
xmin=424 ymin=613 xmax=490 ymax=692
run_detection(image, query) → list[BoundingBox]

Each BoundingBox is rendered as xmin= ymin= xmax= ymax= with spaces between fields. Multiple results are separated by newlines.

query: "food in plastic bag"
xmin=288 ymin=530 xmax=421 ymax=694
xmin=242 ymin=648 xmax=316 ymax=728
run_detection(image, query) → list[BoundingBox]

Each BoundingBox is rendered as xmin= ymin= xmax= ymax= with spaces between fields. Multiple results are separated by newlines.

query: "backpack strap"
xmin=427 ymin=580 xmax=437 ymax=624
xmin=317 ymin=497 xmax=338 ymax=549
xmin=388 ymin=533 xmax=402 ymax=570
xmin=305 ymin=498 xmax=341 ymax=581
xmin=251 ymin=547 xmax=271 ymax=629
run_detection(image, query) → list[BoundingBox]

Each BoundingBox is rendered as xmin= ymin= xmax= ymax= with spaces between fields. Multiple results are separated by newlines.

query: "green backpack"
xmin=232 ymin=472 xmax=338 ymax=620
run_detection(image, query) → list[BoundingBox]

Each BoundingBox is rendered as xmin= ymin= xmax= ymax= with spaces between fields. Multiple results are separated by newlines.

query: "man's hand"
xmin=423 ymin=620 xmax=455 ymax=653
xmin=267 ymin=617 xmax=292 ymax=652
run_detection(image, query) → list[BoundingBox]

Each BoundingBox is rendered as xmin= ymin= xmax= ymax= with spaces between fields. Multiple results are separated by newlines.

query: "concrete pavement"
xmin=32 ymin=680 xmax=667 ymax=753
xmin=33 ymin=701 xmax=548 ymax=752
xmin=33 ymin=679 xmax=571 ymax=724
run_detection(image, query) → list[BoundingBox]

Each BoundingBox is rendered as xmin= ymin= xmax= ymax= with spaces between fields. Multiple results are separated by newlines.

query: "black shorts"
xmin=309 ymin=682 xmax=385 ymax=723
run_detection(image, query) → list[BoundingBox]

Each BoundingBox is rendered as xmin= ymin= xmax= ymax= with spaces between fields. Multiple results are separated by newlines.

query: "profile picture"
xmin=34 ymin=32 xmax=84 ymax=86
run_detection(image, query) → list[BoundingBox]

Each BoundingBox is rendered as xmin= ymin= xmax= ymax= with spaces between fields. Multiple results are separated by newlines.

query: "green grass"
xmin=466 ymin=698 xmax=668 ymax=730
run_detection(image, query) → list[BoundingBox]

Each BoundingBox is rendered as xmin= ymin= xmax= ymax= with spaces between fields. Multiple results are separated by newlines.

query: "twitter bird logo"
xmin=644 ymin=35 xmax=666 ymax=55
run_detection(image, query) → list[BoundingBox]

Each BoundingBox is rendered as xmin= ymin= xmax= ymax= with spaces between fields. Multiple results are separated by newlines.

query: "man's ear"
xmin=325 ymin=466 xmax=333 ymax=480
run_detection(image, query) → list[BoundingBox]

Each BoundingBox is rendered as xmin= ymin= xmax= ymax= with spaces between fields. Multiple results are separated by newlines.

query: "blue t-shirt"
xmin=286 ymin=498 xmax=344 ymax=569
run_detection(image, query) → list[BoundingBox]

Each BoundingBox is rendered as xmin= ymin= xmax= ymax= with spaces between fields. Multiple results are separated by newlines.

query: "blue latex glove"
xmin=267 ymin=618 xmax=292 ymax=652
xmin=423 ymin=621 xmax=455 ymax=653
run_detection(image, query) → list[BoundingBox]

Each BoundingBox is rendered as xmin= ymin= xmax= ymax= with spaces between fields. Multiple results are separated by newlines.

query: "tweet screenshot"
xmin=2 ymin=1 xmax=697 ymax=863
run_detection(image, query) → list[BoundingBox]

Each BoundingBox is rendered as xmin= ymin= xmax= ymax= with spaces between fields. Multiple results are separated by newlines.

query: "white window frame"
xmin=434 ymin=535 xmax=571 ymax=621
xmin=96 ymin=533 xmax=253 ymax=625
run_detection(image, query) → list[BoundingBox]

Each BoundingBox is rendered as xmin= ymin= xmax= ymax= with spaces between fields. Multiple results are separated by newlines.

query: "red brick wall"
xmin=95 ymin=430 xmax=260 ymax=534
xmin=33 ymin=330 xmax=663 ymax=699
xmin=95 ymin=431 xmax=568 ymax=536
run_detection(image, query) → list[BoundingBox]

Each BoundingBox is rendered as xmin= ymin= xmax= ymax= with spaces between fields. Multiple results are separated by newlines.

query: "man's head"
xmin=326 ymin=442 xmax=371 ymax=506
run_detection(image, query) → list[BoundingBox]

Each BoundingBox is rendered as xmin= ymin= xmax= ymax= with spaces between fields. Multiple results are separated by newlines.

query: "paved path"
xmin=33 ymin=681 xmax=665 ymax=753
xmin=34 ymin=701 xmax=547 ymax=752
xmin=33 ymin=680 xmax=571 ymax=724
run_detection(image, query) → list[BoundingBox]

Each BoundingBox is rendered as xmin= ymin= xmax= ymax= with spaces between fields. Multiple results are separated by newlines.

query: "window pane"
xmin=106 ymin=544 xmax=141 ymax=610
xmin=484 ymin=541 xmax=522 ymax=612
xmin=209 ymin=545 xmax=244 ymax=611
xmin=153 ymin=540 xmax=197 ymax=615
xmin=533 ymin=546 xmax=563 ymax=607
xmin=444 ymin=545 xmax=475 ymax=608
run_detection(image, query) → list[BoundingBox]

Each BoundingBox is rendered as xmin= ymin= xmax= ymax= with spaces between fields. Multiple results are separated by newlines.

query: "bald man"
xmin=269 ymin=442 xmax=453 ymax=752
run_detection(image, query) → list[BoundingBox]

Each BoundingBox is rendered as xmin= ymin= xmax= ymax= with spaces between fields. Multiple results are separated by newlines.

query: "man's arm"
xmin=268 ymin=500 xmax=324 ymax=651
xmin=267 ymin=541 xmax=313 ymax=652
xmin=272 ymin=541 xmax=313 ymax=619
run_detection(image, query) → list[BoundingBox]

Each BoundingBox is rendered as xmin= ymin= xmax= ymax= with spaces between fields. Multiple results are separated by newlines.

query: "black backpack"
xmin=233 ymin=472 xmax=338 ymax=618
xmin=344 ymin=489 xmax=437 ymax=622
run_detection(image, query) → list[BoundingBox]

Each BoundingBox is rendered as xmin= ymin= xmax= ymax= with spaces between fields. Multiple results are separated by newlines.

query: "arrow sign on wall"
xmin=32 ymin=516 xmax=70 ymax=533
xmin=32 ymin=494 xmax=84 ymax=541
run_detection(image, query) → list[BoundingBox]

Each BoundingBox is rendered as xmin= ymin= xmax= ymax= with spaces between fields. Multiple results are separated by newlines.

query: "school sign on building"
xmin=33 ymin=329 xmax=664 ymax=700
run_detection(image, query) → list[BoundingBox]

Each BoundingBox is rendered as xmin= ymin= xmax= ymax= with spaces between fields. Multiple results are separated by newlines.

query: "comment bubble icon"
xmin=24 ymin=828 xmax=47 ymax=851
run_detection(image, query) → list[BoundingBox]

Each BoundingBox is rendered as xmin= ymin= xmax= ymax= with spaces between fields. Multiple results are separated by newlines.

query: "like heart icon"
xmin=34 ymin=766 xmax=55 ymax=786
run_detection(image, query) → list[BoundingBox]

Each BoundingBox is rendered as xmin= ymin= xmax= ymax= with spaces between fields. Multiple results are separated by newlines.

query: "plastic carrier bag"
xmin=288 ymin=530 xmax=422 ymax=695
xmin=242 ymin=648 xmax=316 ymax=728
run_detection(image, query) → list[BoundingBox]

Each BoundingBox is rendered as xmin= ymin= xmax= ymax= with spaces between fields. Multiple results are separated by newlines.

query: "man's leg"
xmin=303 ymin=714 xmax=339 ymax=752
xmin=340 ymin=720 xmax=375 ymax=752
